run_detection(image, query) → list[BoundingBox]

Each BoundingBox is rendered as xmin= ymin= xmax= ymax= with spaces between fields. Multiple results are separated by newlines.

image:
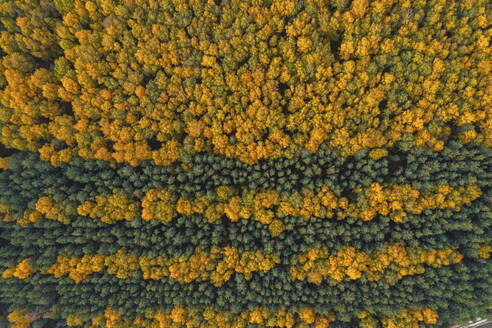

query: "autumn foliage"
xmin=0 ymin=0 xmax=490 ymax=327
xmin=0 ymin=0 xmax=490 ymax=167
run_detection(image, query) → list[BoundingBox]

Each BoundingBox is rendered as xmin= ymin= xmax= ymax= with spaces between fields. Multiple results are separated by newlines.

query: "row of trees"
xmin=3 ymin=242 xmax=469 ymax=288
xmin=0 ymin=0 xmax=489 ymax=166
xmin=6 ymin=181 xmax=483 ymax=235
xmin=4 ymin=246 xmax=280 ymax=287
xmin=1 ymin=260 xmax=490 ymax=327
xmin=1 ymin=140 xmax=488 ymax=220
xmin=1 ymin=191 xmax=490 ymax=266
xmin=60 ymin=305 xmax=436 ymax=328
xmin=3 ymin=305 xmax=441 ymax=328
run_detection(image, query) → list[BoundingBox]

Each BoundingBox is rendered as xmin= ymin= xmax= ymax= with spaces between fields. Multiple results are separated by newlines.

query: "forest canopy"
xmin=0 ymin=0 xmax=490 ymax=327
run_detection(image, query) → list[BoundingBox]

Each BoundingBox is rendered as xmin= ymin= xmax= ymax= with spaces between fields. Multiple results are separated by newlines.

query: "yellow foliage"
xmin=477 ymin=244 xmax=491 ymax=259
xmin=84 ymin=306 xmax=335 ymax=328
xmin=0 ymin=157 xmax=9 ymax=170
xmin=224 ymin=196 xmax=242 ymax=222
xmin=8 ymin=309 xmax=34 ymax=328
xmin=351 ymin=0 xmax=369 ymax=18
xmin=141 ymin=189 xmax=176 ymax=222
xmin=104 ymin=308 xmax=123 ymax=328
xmin=25 ymin=246 xmax=280 ymax=286
xmin=368 ymin=148 xmax=388 ymax=160
xmin=249 ymin=308 xmax=263 ymax=325
xmin=66 ymin=314 xmax=85 ymax=327
xmin=421 ymin=308 xmax=438 ymax=324
xmin=269 ymin=219 xmax=286 ymax=237
xmin=77 ymin=189 xmax=140 ymax=224
xmin=297 ymin=37 xmax=312 ymax=53
xmin=44 ymin=254 xmax=105 ymax=283
xmin=3 ymin=258 xmax=35 ymax=280
xmin=292 ymin=243 xmax=463 ymax=284
xmin=298 ymin=306 xmax=315 ymax=324
xmin=89 ymin=314 xmax=105 ymax=328
xmin=170 ymin=306 xmax=187 ymax=325
xmin=176 ymin=197 xmax=193 ymax=216
xmin=377 ymin=307 xmax=438 ymax=328
xmin=36 ymin=196 xmax=70 ymax=224
xmin=271 ymin=0 xmax=296 ymax=17
xmin=30 ymin=182 xmax=481 ymax=234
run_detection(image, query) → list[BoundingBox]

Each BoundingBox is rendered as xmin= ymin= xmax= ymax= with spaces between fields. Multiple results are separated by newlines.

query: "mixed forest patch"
xmin=0 ymin=0 xmax=490 ymax=327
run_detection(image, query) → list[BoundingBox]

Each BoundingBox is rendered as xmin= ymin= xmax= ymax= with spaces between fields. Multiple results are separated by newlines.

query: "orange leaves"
xmin=355 ymin=183 xmax=482 ymax=222
xmin=270 ymin=0 xmax=296 ymax=17
xmin=298 ymin=307 xmax=316 ymax=324
xmin=291 ymin=243 xmax=463 ymax=285
xmin=77 ymin=189 xmax=140 ymax=224
xmin=168 ymin=248 xmax=211 ymax=283
xmin=42 ymin=254 xmax=104 ymax=283
xmin=236 ymin=251 xmax=281 ymax=280
xmin=17 ymin=209 xmax=43 ymax=226
xmin=186 ymin=120 xmax=205 ymax=138
xmin=60 ymin=77 xmax=80 ymax=95
xmin=142 ymin=189 xmax=176 ymax=223
xmin=151 ymin=140 xmax=180 ymax=166
xmin=297 ymin=37 xmax=312 ymax=53
xmin=35 ymin=196 xmax=70 ymax=224
xmin=7 ymin=309 xmax=35 ymax=328
xmin=22 ymin=246 xmax=278 ymax=286
xmin=364 ymin=307 xmax=439 ymax=328
xmin=351 ymin=0 xmax=369 ymax=18
xmin=248 ymin=307 xmax=264 ymax=325
xmin=340 ymin=40 xmax=355 ymax=61
xmin=421 ymin=308 xmax=438 ymax=324
xmin=176 ymin=197 xmax=193 ymax=216
xmin=2 ymin=258 xmax=33 ymax=279
xmin=87 ymin=306 xmax=334 ymax=328
xmin=477 ymin=244 xmax=492 ymax=259
xmin=306 ymin=127 xmax=328 ymax=153
xmin=253 ymin=191 xmax=279 ymax=224
xmin=268 ymin=219 xmax=286 ymax=237
xmin=66 ymin=314 xmax=85 ymax=327
xmin=224 ymin=196 xmax=242 ymax=222
xmin=201 ymin=55 xmax=216 ymax=67
xmin=104 ymin=308 xmax=123 ymax=328
xmin=22 ymin=182 xmax=481 ymax=231
xmin=368 ymin=148 xmax=388 ymax=160
xmin=265 ymin=306 xmax=332 ymax=328
xmin=104 ymin=249 xmax=139 ymax=279
xmin=0 ymin=0 xmax=489 ymax=166
xmin=424 ymin=247 xmax=463 ymax=267
xmin=415 ymin=184 xmax=482 ymax=212
xmin=170 ymin=306 xmax=187 ymax=325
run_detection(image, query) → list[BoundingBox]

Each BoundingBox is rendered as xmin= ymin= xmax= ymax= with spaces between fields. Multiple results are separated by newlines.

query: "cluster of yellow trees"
xmin=11 ymin=183 xmax=482 ymax=237
xmin=4 ymin=242 xmax=468 ymax=287
xmin=358 ymin=308 xmax=438 ymax=328
xmin=6 ymin=309 xmax=36 ymax=328
xmin=3 ymin=246 xmax=280 ymax=286
xmin=77 ymin=190 xmax=140 ymax=224
xmin=0 ymin=0 xmax=489 ymax=166
xmin=1 ymin=258 xmax=33 ymax=280
xmin=63 ymin=305 xmax=336 ymax=328
xmin=290 ymin=243 xmax=463 ymax=284
xmin=6 ymin=305 xmax=440 ymax=328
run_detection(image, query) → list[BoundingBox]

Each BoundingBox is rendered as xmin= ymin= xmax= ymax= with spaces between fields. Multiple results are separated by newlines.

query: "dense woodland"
xmin=0 ymin=0 xmax=490 ymax=327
